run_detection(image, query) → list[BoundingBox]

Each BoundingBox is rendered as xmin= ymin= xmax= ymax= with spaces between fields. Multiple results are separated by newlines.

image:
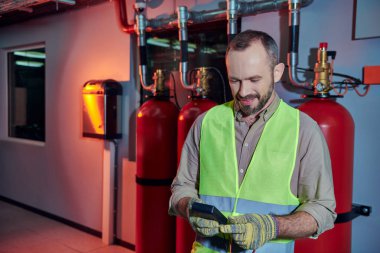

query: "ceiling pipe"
xmin=287 ymin=0 xmax=313 ymax=89
xmin=116 ymin=0 xmax=314 ymax=91
xmin=116 ymin=0 xmax=312 ymax=33
xmin=177 ymin=6 xmax=193 ymax=90
xmin=227 ymin=0 xmax=239 ymax=43
xmin=114 ymin=0 xmax=135 ymax=34
xmin=134 ymin=2 xmax=154 ymax=91
xmin=177 ymin=0 xmax=239 ymax=90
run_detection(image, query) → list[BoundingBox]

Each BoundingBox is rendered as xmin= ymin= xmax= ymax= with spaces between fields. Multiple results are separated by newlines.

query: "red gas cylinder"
xmin=136 ymin=97 xmax=179 ymax=253
xmin=295 ymin=98 xmax=354 ymax=253
xmin=176 ymin=98 xmax=217 ymax=253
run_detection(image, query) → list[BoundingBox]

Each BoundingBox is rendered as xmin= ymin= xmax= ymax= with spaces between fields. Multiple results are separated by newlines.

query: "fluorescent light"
xmin=172 ymin=45 xmax=195 ymax=52
xmin=147 ymin=38 xmax=197 ymax=52
xmin=147 ymin=38 xmax=170 ymax=48
xmin=14 ymin=51 xmax=46 ymax=59
xmin=56 ymin=0 xmax=76 ymax=5
xmin=16 ymin=61 xmax=44 ymax=67
xmin=200 ymin=48 xmax=217 ymax=54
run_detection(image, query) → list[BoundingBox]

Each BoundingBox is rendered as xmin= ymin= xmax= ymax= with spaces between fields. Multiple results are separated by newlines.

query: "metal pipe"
xmin=116 ymin=0 xmax=314 ymax=92
xmin=114 ymin=0 xmax=134 ymax=34
xmin=177 ymin=6 xmax=193 ymax=90
xmin=116 ymin=0 xmax=313 ymax=33
xmin=135 ymin=2 xmax=155 ymax=91
xmin=287 ymin=0 xmax=313 ymax=89
xmin=227 ymin=0 xmax=239 ymax=42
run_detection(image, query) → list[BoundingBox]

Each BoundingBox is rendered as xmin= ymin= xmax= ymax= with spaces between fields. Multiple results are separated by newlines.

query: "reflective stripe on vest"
xmin=195 ymin=100 xmax=300 ymax=253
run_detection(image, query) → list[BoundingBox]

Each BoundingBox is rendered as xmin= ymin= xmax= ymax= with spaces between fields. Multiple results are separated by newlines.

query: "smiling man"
xmin=169 ymin=30 xmax=336 ymax=253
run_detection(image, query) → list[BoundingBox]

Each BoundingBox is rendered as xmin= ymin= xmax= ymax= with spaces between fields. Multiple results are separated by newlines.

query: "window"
xmin=7 ymin=46 xmax=45 ymax=142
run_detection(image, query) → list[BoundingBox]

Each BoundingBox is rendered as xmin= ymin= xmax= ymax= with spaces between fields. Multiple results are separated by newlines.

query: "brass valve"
xmin=195 ymin=67 xmax=211 ymax=97
xmin=152 ymin=69 xmax=166 ymax=95
xmin=313 ymin=42 xmax=332 ymax=95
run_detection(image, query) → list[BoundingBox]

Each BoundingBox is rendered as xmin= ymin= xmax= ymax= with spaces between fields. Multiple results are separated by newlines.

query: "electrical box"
xmin=82 ymin=79 xmax=122 ymax=139
xmin=363 ymin=65 xmax=380 ymax=85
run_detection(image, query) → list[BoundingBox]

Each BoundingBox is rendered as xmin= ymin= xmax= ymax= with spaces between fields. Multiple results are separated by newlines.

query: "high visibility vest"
xmin=194 ymin=100 xmax=300 ymax=253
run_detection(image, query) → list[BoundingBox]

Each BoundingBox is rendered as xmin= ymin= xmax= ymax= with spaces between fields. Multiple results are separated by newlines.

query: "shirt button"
xmin=240 ymin=169 xmax=244 ymax=174
xmin=244 ymin=143 xmax=249 ymax=147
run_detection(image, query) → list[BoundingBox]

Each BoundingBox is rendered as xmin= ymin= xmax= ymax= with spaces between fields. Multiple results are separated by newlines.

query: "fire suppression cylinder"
xmin=295 ymin=43 xmax=355 ymax=253
xmin=176 ymin=67 xmax=218 ymax=253
xmin=136 ymin=70 xmax=179 ymax=253
xmin=176 ymin=98 xmax=217 ymax=253
xmin=296 ymin=98 xmax=354 ymax=253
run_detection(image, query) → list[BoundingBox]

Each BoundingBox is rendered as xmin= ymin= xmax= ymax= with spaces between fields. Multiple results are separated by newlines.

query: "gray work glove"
xmin=187 ymin=197 xmax=220 ymax=237
xmin=220 ymin=213 xmax=278 ymax=250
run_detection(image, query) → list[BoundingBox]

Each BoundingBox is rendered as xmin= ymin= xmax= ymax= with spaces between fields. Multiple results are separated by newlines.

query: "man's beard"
xmin=237 ymin=85 xmax=274 ymax=117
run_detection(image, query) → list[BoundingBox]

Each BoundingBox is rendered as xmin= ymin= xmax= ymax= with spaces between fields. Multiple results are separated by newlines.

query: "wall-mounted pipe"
xmin=287 ymin=0 xmax=313 ymax=89
xmin=115 ymin=0 xmax=314 ymax=91
xmin=147 ymin=0 xmax=313 ymax=32
xmin=177 ymin=6 xmax=193 ymax=90
xmin=114 ymin=0 xmax=134 ymax=34
xmin=227 ymin=0 xmax=239 ymax=42
xmin=134 ymin=2 xmax=156 ymax=92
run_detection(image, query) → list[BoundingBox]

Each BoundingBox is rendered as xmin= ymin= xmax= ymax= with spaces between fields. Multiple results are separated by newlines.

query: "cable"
xmin=207 ymin=66 xmax=227 ymax=103
xmin=344 ymin=77 xmax=371 ymax=97
xmin=354 ymin=85 xmax=370 ymax=97
xmin=331 ymin=82 xmax=348 ymax=96
xmin=295 ymin=66 xmax=363 ymax=84
xmin=170 ymin=71 xmax=181 ymax=109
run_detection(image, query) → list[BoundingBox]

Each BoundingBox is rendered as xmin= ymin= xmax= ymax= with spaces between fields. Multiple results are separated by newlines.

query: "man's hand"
xmin=187 ymin=198 xmax=220 ymax=237
xmin=220 ymin=213 xmax=278 ymax=250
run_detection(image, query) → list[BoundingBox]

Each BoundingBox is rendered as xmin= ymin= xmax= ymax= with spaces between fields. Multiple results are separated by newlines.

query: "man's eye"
xmin=250 ymin=79 xmax=259 ymax=83
xmin=229 ymin=79 xmax=239 ymax=83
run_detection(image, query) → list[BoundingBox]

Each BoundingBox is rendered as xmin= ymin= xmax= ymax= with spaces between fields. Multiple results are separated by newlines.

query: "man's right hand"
xmin=187 ymin=198 xmax=220 ymax=237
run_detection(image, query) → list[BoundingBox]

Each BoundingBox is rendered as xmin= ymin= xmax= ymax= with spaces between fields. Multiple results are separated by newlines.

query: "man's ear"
xmin=273 ymin=63 xmax=285 ymax=83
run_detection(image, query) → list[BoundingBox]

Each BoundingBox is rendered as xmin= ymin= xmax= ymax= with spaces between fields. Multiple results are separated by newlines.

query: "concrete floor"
xmin=0 ymin=201 xmax=133 ymax=253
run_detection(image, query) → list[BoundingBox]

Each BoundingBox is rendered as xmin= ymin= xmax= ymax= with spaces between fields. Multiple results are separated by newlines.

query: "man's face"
xmin=226 ymin=42 xmax=283 ymax=116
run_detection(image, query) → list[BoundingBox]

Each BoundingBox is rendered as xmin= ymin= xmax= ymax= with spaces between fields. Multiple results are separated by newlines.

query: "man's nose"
xmin=238 ymin=80 xmax=251 ymax=97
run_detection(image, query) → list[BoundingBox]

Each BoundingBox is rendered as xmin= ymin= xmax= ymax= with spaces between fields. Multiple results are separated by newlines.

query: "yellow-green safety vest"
xmin=193 ymin=100 xmax=300 ymax=253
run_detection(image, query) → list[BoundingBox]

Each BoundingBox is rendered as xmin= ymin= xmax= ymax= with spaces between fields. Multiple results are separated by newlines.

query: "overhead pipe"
xmin=116 ymin=0 xmax=313 ymax=91
xmin=134 ymin=2 xmax=158 ymax=92
xmin=146 ymin=0 xmax=313 ymax=32
xmin=177 ymin=0 xmax=240 ymax=90
xmin=227 ymin=0 xmax=239 ymax=42
xmin=177 ymin=6 xmax=193 ymax=90
xmin=287 ymin=0 xmax=313 ymax=89
xmin=114 ymin=0 xmax=134 ymax=33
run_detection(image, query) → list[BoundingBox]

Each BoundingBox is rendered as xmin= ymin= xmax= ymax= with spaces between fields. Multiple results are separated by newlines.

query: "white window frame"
xmin=0 ymin=42 xmax=46 ymax=146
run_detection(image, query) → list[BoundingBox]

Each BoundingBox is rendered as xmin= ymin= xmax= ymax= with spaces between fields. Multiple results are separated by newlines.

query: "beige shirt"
xmin=169 ymin=92 xmax=336 ymax=236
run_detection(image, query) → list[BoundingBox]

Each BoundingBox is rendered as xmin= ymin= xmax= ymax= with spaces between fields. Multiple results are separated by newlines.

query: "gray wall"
xmin=0 ymin=3 xmax=132 ymax=231
xmin=0 ymin=0 xmax=379 ymax=252
xmin=244 ymin=1 xmax=380 ymax=252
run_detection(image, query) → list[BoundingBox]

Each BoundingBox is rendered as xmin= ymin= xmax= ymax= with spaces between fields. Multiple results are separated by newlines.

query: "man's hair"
xmin=226 ymin=30 xmax=279 ymax=69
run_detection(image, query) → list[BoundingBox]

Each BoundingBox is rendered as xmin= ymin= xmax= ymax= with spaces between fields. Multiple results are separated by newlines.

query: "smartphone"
xmin=190 ymin=202 xmax=228 ymax=224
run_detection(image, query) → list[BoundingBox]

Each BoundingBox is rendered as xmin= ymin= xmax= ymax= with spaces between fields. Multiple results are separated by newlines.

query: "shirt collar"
xmin=233 ymin=91 xmax=281 ymax=125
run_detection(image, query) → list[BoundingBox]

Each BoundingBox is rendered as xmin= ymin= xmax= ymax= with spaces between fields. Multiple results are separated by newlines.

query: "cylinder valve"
xmin=313 ymin=42 xmax=332 ymax=95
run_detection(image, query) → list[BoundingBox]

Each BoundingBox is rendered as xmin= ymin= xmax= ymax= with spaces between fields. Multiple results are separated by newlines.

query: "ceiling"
xmin=0 ymin=0 xmax=107 ymax=27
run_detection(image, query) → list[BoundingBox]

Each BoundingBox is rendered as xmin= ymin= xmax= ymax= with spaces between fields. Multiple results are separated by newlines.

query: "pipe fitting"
xmin=227 ymin=0 xmax=239 ymax=41
xmin=287 ymin=0 xmax=313 ymax=89
xmin=177 ymin=6 xmax=193 ymax=90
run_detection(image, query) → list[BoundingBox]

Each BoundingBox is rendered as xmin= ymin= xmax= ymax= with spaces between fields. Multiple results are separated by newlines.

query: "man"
xmin=169 ymin=30 xmax=336 ymax=253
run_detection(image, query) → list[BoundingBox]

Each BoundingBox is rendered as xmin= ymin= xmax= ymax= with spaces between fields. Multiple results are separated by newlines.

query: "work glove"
xmin=187 ymin=198 xmax=220 ymax=237
xmin=220 ymin=213 xmax=278 ymax=250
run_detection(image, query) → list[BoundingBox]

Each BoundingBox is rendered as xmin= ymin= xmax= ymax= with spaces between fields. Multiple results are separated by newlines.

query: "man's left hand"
xmin=220 ymin=213 xmax=278 ymax=250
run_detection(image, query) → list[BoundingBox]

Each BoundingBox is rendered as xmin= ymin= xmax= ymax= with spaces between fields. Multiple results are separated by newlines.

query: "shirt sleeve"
xmin=295 ymin=113 xmax=337 ymax=236
xmin=168 ymin=114 xmax=205 ymax=216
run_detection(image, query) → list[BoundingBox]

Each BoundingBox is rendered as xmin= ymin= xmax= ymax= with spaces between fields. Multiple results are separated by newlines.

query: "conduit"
xmin=287 ymin=0 xmax=313 ymax=89
xmin=115 ymin=0 xmax=314 ymax=91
